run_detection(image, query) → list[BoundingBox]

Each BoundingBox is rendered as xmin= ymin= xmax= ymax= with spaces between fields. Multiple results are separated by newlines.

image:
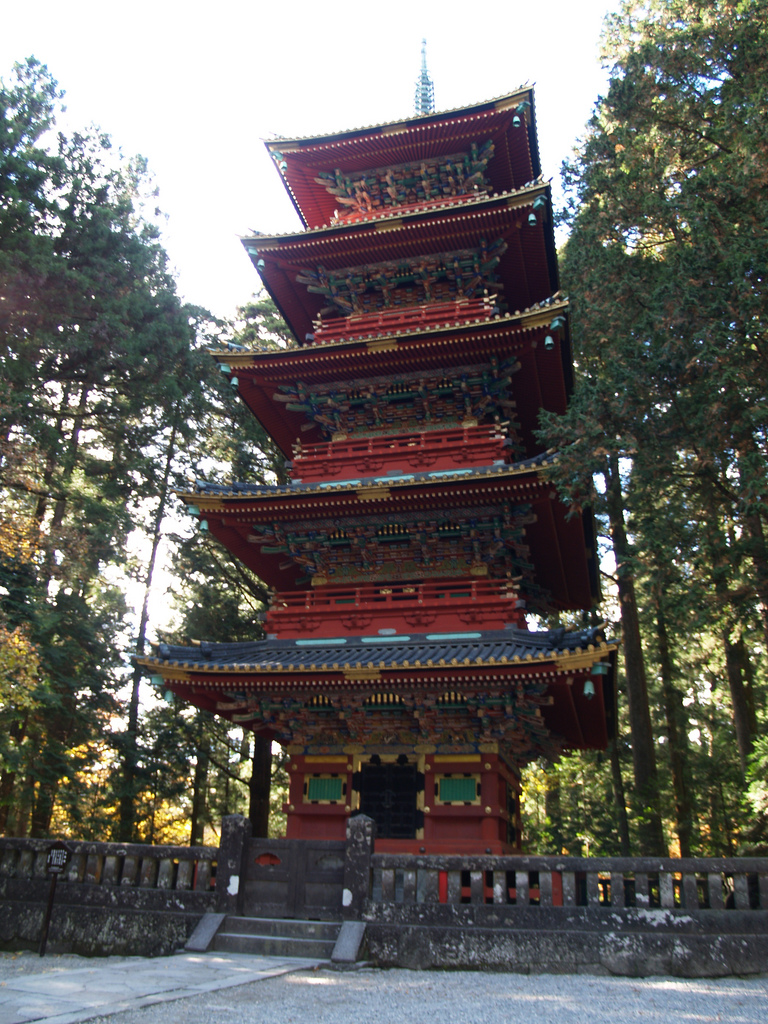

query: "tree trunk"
xmin=718 ymin=780 xmax=735 ymax=855
xmin=544 ymin=773 xmax=564 ymax=855
xmin=190 ymin=734 xmax=210 ymax=846
xmin=118 ymin=419 xmax=179 ymax=842
xmin=737 ymin=637 xmax=760 ymax=732
xmin=736 ymin=427 xmax=768 ymax=654
xmin=13 ymin=774 xmax=33 ymax=838
xmin=28 ymin=715 xmax=67 ymax=839
xmin=701 ymin=501 xmax=756 ymax=777
xmin=723 ymin=630 xmax=753 ymax=776
xmin=29 ymin=778 xmax=58 ymax=838
xmin=0 ymin=715 xmax=28 ymax=834
xmin=47 ymin=383 xmax=90 ymax=531
xmin=33 ymin=385 xmax=72 ymax=525
xmin=34 ymin=381 xmax=92 ymax=595
xmin=654 ymin=589 xmax=695 ymax=856
xmin=248 ymin=734 xmax=272 ymax=837
xmin=743 ymin=511 xmax=768 ymax=654
xmin=609 ymin=737 xmax=632 ymax=856
xmin=603 ymin=456 xmax=665 ymax=855
xmin=0 ymin=771 xmax=16 ymax=834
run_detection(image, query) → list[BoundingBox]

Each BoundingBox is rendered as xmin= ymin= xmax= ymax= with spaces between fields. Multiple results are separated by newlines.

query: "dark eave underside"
xmin=139 ymin=626 xmax=616 ymax=751
xmin=180 ymin=457 xmax=598 ymax=610
xmin=243 ymin=187 xmax=558 ymax=344
xmin=222 ymin=312 xmax=573 ymax=458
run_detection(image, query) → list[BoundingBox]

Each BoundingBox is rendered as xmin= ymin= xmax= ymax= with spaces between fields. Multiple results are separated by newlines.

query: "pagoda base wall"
xmin=284 ymin=749 xmax=521 ymax=855
xmin=373 ymin=838 xmax=516 ymax=856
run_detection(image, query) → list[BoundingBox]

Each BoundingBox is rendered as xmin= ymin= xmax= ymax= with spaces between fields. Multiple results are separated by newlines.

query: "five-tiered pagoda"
xmin=140 ymin=88 xmax=616 ymax=854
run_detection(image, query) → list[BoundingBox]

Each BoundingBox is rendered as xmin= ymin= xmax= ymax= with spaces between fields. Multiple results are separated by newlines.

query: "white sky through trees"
xmin=2 ymin=0 xmax=614 ymax=318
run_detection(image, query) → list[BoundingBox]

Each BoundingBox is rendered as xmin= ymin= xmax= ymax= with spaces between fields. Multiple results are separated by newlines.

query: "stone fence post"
xmin=342 ymin=814 xmax=374 ymax=919
xmin=215 ymin=814 xmax=251 ymax=914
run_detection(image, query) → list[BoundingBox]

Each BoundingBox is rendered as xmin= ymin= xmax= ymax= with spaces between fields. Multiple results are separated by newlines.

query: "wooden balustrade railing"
xmin=264 ymin=577 xmax=523 ymax=637
xmin=292 ymin=424 xmax=508 ymax=467
xmin=0 ymin=838 xmax=217 ymax=892
xmin=371 ymin=855 xmax=768 ymax=911
xmin=269 ymin=577 xmax=517 ymax=612
xmin=311 ymin=295 xmax=499 ymax=343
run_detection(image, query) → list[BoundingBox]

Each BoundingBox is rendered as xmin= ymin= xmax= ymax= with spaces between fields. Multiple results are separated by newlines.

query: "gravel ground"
xmin=84 ymin=968 xmax=768 ymax=1024
xmin=2 ymin=953 xmax=767 ymax=1024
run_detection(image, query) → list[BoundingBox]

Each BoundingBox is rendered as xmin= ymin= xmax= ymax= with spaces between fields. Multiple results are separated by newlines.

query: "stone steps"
xmin=212 ymin=915 xmax=341 ymax=959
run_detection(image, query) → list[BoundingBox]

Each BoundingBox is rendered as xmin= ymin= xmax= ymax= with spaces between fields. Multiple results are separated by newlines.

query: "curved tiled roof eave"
xmin=207 ymin=294 xmax=569 ymax=362
xmin=138 ymin=624 xmax=615 ymax=676
xmin=240 ymin=178 xmax=550 ymax=247
xmin=182 ymin=449 xmax=559 ymax=502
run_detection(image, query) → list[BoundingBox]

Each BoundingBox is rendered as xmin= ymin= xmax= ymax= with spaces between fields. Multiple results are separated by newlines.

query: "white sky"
xmin=2 ymin=0 xmax=616 ymax=320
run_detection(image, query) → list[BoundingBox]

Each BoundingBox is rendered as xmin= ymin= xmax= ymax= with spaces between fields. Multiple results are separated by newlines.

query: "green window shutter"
xmin=438 ymin=776 xmax=477 ymax=803
xmin=307 ymin=776 xmax=344 ymax=802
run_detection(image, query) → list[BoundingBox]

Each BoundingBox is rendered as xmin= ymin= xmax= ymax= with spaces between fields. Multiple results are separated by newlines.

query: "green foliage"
xmin=0 ymin=57 xmax=208 ymax=837
xmin=159 ymin=293 xmax=294 ymax=837
xmin=233 ymin=294 xmax=297 ymax=350
xmin=523 ymin=751 xmax=627 ymax=856
xmin=0 ymin=57 xmax=291 ymax=842
xmin=533 ymin=0 xmax=768 ymax=854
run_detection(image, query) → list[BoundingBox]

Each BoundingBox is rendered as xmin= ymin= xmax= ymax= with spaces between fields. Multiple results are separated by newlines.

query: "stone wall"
xmin=3 ymin=821 xmax=768 ymax=975
xmin=0 ymin=837 xmax=221 ymax=957
xmin=351 ymin=842 xmax=768 ymax=976
xmin=364 ymin=904 xmax=768 ymax=976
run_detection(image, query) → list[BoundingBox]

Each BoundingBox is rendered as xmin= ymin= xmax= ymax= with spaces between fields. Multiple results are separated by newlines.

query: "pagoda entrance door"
xmin=357 ymin=760 xmax=421 ymax=839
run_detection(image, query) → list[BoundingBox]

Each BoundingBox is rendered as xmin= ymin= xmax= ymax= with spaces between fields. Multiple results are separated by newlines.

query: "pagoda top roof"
xmin=265 ymin=89 xmax=535 ymax=149
xmin=264 ymin=89 xmax=541 ymax=230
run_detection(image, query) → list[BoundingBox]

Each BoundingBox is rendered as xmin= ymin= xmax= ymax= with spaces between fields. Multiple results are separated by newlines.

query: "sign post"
xmin=39 ymin=841 xmax=70 ymax=957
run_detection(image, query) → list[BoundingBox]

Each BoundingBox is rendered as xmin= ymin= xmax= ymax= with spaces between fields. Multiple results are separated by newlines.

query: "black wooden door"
xmin=358 ymin=762 xmax=419 ymax=839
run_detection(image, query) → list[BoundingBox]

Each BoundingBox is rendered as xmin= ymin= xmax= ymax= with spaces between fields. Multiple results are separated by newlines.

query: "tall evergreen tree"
xmin=0 ymin=58 xmax=204 ymax=836
xmin=161 ymin=295 xmax=295 ymax=837
xmin=538 ymin=0 xmax=768 ymax=853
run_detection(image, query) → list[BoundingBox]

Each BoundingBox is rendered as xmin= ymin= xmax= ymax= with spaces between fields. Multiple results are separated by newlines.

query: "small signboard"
xmin=46 ymin=841 xmax=70 ymax=875
xmin=39 ymin=841 xmax=71 ymax=956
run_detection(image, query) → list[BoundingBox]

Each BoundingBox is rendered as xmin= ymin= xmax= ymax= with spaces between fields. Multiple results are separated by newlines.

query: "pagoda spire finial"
xmin=414 ymin=38 xmax=435 ymax=116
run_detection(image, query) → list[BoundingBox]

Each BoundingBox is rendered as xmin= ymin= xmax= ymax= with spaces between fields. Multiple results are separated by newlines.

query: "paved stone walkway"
xmin=0 ymin=952 xmax=321 ymax=1024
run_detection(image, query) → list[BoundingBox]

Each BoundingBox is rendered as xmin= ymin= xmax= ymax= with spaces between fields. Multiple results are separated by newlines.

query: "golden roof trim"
xmin=262 ymin=88 xmax=533 ymax=150
xmin=138 ymin=653 xmax=611 ymax=680
xmin=180 ymin=461 xmax=553 ymax=509
xmin=554 ymin=649 xmax=617 ymax=671
xmin=207 ymin=297 xmax=568 ymax=364
xmin=240 ymin=180 xmax=549 ymax=247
